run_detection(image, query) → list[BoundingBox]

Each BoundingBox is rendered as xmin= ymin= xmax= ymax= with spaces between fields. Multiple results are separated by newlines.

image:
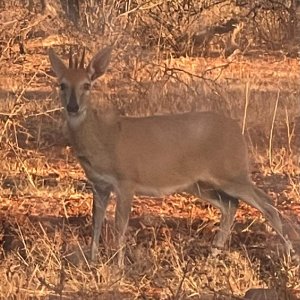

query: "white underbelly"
xmin=86 ymin=167 xmax=196 ymax=197
xmin=135 ymin=182 xmax=193 ymax=197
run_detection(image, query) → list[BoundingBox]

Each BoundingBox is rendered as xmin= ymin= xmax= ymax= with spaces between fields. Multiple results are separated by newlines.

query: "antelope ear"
xmin=86 ymin=46 xmax=113 ymax=81
xmin=48 ymin=48 xmax=68 ymax=78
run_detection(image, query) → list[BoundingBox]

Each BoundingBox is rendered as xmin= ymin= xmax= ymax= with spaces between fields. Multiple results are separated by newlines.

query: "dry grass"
xmin=0 ymin=2 xmax=300 ymax=299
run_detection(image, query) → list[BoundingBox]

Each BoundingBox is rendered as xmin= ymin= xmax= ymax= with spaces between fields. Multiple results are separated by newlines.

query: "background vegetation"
xmin=0 ymin=0 xmax=299 ymax=299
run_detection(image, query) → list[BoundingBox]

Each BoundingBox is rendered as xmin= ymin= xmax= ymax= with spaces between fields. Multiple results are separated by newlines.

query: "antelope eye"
xmin=83 ymin=83 xmax=91 ymax=90
xmin=60 ymin=83 xmax=67 ymax=91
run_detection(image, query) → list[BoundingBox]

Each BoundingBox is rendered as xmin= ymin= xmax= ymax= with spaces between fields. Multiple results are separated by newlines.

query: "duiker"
xmin=48 ymin=46 xmax=292 ymax=265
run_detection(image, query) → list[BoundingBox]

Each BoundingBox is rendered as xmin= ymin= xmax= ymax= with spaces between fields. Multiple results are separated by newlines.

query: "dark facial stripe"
xmin=67 ymin=88 xmax=79 ymax=113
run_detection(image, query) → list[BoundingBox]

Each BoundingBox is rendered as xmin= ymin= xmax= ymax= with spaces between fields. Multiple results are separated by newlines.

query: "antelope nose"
xmin=67 ymin=89 xmax=79 ymax=113
xmin=67 ymin=101 xmax=79 ymax=113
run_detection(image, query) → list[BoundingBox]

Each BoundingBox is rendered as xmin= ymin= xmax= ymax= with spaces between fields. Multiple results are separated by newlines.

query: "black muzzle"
xmin=67 ymin=89 xmax=79 ymax=113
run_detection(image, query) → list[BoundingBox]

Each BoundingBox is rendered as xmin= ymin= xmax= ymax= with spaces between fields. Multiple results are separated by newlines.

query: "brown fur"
xmin=48 ymin=46 xmax=292 ymax=266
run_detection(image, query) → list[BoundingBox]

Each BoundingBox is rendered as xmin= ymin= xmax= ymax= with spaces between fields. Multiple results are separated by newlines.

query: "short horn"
xmin=69 ymin=46 xmax=73 ymax=68
xmin=79 ymin=47 xmax=86 ymax=69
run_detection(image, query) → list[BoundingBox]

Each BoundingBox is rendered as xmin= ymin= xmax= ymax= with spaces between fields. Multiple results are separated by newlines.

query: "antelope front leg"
xmin=90 ymin=183 xmax=111 ymax=262
xmin=115 ymin=186 xmax=133 ymax=267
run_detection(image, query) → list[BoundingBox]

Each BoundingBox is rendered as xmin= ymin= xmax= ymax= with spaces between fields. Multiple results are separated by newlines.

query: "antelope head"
xmin=48 ymin=46 xmax=113 ymax=123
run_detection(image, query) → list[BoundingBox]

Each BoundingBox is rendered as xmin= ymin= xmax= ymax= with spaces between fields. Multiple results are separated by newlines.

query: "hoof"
xmin=211 ymin=247 xmax=223 ymax=257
